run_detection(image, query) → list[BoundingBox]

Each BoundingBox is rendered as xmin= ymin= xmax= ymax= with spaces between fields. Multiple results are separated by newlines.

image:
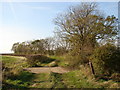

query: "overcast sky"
xmin=0 ymin=1 xmax=118 ymax=53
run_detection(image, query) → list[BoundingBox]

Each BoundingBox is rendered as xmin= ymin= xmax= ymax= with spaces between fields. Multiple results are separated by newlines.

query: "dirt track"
xmin=2 ymin=54 xmax=69 ymax=74
xmin=24 ymin=67 xmax=69 ymax=74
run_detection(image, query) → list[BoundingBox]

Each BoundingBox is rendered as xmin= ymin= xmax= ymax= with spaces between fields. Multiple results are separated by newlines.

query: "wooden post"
xmin=89 ymin=61 xmax=95 ymax=76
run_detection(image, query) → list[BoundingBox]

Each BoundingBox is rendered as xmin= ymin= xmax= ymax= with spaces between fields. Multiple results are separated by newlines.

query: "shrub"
xmin=26 ymin=55 xmax=54 ymax=67
xmin=110 ymin=73 xmax=120 ymax=82
xmin=64 ymin=53 xmax=89 ymax=69
xmin=90 ymin=43 xmax=120 ymax=75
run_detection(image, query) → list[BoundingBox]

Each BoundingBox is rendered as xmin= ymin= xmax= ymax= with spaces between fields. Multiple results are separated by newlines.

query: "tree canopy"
xmin=54 ymin=2 xmax=118 ymax=55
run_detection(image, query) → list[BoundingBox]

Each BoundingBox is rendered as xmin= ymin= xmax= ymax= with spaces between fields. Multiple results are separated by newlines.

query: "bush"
xmin=110 ymin=73 xmax=120 ymax=82
xmin=26 ymin=55 xmax=54 ymax=67
xmin=90 ymin=43 xmax=120 ymax=75
xmin=64 ymin=53 xmax=89 ymax=69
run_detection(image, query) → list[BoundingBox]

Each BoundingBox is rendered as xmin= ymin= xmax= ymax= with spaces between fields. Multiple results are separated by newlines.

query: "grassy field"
xmin=1 ymin=55 xmax=120 ymax=89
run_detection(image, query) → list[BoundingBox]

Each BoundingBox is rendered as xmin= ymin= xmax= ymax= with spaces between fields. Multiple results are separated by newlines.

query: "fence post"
xmin=89 ymin=61 xmax=95 ymax=76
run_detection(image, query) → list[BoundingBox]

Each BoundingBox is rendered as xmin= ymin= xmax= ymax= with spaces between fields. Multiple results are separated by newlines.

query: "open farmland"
xmin=1 ymin=55 xmax=120 ymax=89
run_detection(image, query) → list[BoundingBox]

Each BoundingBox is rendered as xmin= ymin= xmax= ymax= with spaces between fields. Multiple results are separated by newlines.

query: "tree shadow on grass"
xmin=26 ymin=55 xmax=56 ymax=67
xmin=14 ymin=71 xmax=35 ymax=82
xmin=2 ymin=82 xmax=28 ymax=89
xmin=3 ymin=71 xmax=35 ymax=89
xmin=41 ymin=56 xmax=55 ymax=64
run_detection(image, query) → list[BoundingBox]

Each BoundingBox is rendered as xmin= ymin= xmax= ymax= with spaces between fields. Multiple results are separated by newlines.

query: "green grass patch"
xmin=33 ymin=73 xmax=50 ymax=82
xmin=49 ymin=55 xmax=69 ymax=67
xmin=2 ymin=55 xmax=28 ymax=68
xmin=50 ymin=72 xmax=67 ymax=88
xmin=62 ymin=70 xmax=102 ymax=88
xmin=2 ymin=56 xmax=18 ymax=63
xmin=30 ymin=73 xmax=53 ymax=88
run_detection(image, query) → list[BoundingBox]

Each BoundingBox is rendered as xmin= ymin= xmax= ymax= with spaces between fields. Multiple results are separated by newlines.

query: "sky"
xmin=0 ymin=1 xmax=118 ymax=53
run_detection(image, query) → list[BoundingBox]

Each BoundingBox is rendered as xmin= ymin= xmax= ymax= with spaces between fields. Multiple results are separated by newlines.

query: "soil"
xmin=24 ymin=67 xmax=69 ymax=74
